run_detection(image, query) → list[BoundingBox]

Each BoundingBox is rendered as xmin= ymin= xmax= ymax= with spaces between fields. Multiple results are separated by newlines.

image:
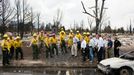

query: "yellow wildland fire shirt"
xmin=10 ymin=39 xmax=15 ymax=47
xmin=50 ymin=37 xmax=58 ymax=44
xmin=1 ymin=39 xmax=10 ymax=52
xmin=44 ymin=37 xmax=50 ymax=47
xmin=59 ymin=31 xmax=66 ymax=37
xmin=31 ymin=38 xmax=38 ymax=45
xmin=38 ymin=35 xmax=45 ymax=41
xmin=68 ymin=33 xmax=74 ymax=38
xmin=67 ymin=38 xmax=73 ymax=47
xmin=60 ymin=35 xmax=65 ymax=44
xmin=76 ymin=33 xmax=82 ymax=41
xmin=84 ymin=36 xmax=90 ymax=44
xmin=14 ymin=40 xmax=22 ymax=48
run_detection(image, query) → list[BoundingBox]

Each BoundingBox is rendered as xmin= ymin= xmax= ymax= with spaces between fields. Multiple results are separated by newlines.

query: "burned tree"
xmin=0 ymin=0 xmax=15 ymax=35
xmin=15 ymin=0 xmax=21 ymax=34
xmin=87 ymin=18 xmax=93 ymax=31
xmin=53 ymin=9 xmax=63 ymax=32
xmin=14 ymin=0 xmax=31 ymax=38
xmin=81 ymin=0 xmax=106 ymax=34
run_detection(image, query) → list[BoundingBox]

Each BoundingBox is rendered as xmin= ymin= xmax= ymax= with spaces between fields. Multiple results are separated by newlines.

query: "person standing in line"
xmin=85 ymin=32 xmax=90 ymax=59
xmin=114 ymin=37 xmax=121 ymax=57
xmin=88 ymin=35 xmax=95 ymax=63
xmin=44 ymin=34 xmax=52 ymax=58
xmin=9 ymin=36 xmax=15 ymax=60
xmin=76 ymin=31 xmax=82 ymax=51
xmin=97 ymin=34 xmax=105 ymax=63
xmin=92 ymin=34 xmax=98 ymax=58
xmin=67 ymin=30 xmax=73 ymax=52
xmin=71 ymin=34 xmax=79 ymax=57
xmin=60 ymin=31 xmax=67 ymax=54
xmin=103 ymin=36 xmax=108 ymax=59
xmin=81 ymin=36 xmax=87 ymax=62
xmin=38 ymin=31 xmax=45 ymax=54
xmin=1 ymin=34 xmax=10 ymax=66
xmin=107 ymin=36 xmax=113 ymax=58
xmin=29 ymin=33 xmax=39 ymax=60
xmin=51 ymin=33 xmax=58 ymax=56
xmin=14 ymin=36 xmax=24 ymax=60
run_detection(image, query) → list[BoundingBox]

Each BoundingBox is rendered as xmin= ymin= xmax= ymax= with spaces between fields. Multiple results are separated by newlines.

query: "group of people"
xmin=1 ymin=34 xmax=23 ymax=66
xmin=0 ymin=28 xmax=122 ymax=66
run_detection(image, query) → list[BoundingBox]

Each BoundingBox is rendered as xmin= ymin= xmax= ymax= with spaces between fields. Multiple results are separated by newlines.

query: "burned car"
xmin=97 ymin=51 xmax=134 ymax=75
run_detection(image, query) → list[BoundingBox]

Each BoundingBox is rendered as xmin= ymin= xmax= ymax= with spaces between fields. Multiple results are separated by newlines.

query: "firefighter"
xmin=51 ymin=33 xmax=58 ymax=56
xmin=67 ymin=30 xmax=73 ymax=52
xmin=59 ymin=28 xmax=66 ymax=36
xmin=14 ymin=36 xmax=23 ymax=60
xmin=38 ymin=31 xmax=45 ymax=54
xmin=85 ymin=32 xmax=90 ymax=59
xmin=1 ymin=34 xmax=10 ymax=66
xmin=60 ymin=31 xmax=67 ymax=54
xmin=44 ymin=34 xmax=52 ymax=58
xmin=30 ymin=33 xmax=39 ymax=60
xmin=76 ymin=31 xmax=82 ymax=51
xmin=9 ymin=36 xmax=15 ymax=59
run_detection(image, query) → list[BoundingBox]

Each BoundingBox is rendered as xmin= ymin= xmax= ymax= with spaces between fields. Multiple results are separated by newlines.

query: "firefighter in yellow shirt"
xmin=9 ymin=36 xmax=15 ymax=59
xmin=60 ymin=31 xmax=67 ymax=54
xmin=44 ymin=34 xmax=52 ymax=58
xmin=84 ymin=32 xmax=90 ymax=59
xmin=51 ymin=33 xmax=58 ymax=56
xmin=68 ymin=30 xmax=73 ymax=51
xmin=14 ymin=36 xmax=23 ymax=60
xmin=38 ymin=31 xmax=45 ymax=54
xmin=1 ymin=34 xmax=10 ymax=66
xmin=76 ymin=31 xmax=82 ymax=51
xmin=59 ymin=28 xmax=66 ymax=37
xmin=85 ymin=32 xmax=90 ymax=44
xmin=30 ymin=33 xmax=39 ymax=60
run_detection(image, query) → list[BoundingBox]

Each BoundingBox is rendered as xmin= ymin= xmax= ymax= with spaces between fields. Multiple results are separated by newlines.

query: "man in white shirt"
xmin=97 ymin=34 xmax=105 ymax=63
xmin=71 ymin=35 xmax=79 ymax=57
xmin=89 ymin=35 xmax=95 ymax=63
xmin=103 ymin=36 xmax=108 ymax=58
xmin=81 ymin=37 xmax=87 ymax=62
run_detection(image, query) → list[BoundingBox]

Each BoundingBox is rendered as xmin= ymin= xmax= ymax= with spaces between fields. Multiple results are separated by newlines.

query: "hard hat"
xmin=77 ymin=31 xmax=79 ymax=33
xmin=61 ymin=28 xmax=64 ymax=30
xmin=83 ymin=32 xmax=86 ymax=35
xmin=86 ymin=32 xmax=90 ymax=35
xmin=70 ymin=30 xmax=73 ymax=32
xmin=7 ymin=37 xmax=10 ymax=40
xmin=16 ymin=36 xmax=20 ymax=39
xmin=33 ymin=33 xmax=37 ymax=36
xmin=3 ymin=34 xmax=8 ymax=38
xmin=61 ymin=31 xmax=64 ymax=33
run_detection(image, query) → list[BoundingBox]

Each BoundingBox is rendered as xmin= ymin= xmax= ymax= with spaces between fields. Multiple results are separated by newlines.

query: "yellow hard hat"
xmin=61 ymin=31 xmax=64 ymax=33
xmin=16 ymin=36 xmax=20 ymax=39
xmin=83 ymin=32 xmax=86 ymax=35
xmin=61 ymin=28 xmax=64 ymax=30
xmin=86 ymin=32 xmax=90 ymax=35
xmin=77 ymin=31 xmax=79 ymax=33
xmin=33 ymin=33 xmax=37 ymax=36
xmin=3 ymin=34 xmax=8 ymax=38
xmin=7 ymin=37 xmax=10 ymax=40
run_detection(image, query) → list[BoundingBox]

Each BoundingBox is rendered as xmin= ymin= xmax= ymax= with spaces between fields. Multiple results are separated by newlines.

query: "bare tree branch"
xmin=81 ymin=1 xmax=97 ymax=19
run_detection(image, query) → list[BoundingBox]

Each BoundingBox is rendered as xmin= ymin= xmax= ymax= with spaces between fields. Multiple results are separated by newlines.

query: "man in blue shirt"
xmin=107 ymin=36 xmax=113 ymax=58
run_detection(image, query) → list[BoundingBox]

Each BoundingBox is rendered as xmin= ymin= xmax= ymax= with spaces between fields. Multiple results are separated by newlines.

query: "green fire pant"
xmin=32 ymin=45 xmax=39 ymax=60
